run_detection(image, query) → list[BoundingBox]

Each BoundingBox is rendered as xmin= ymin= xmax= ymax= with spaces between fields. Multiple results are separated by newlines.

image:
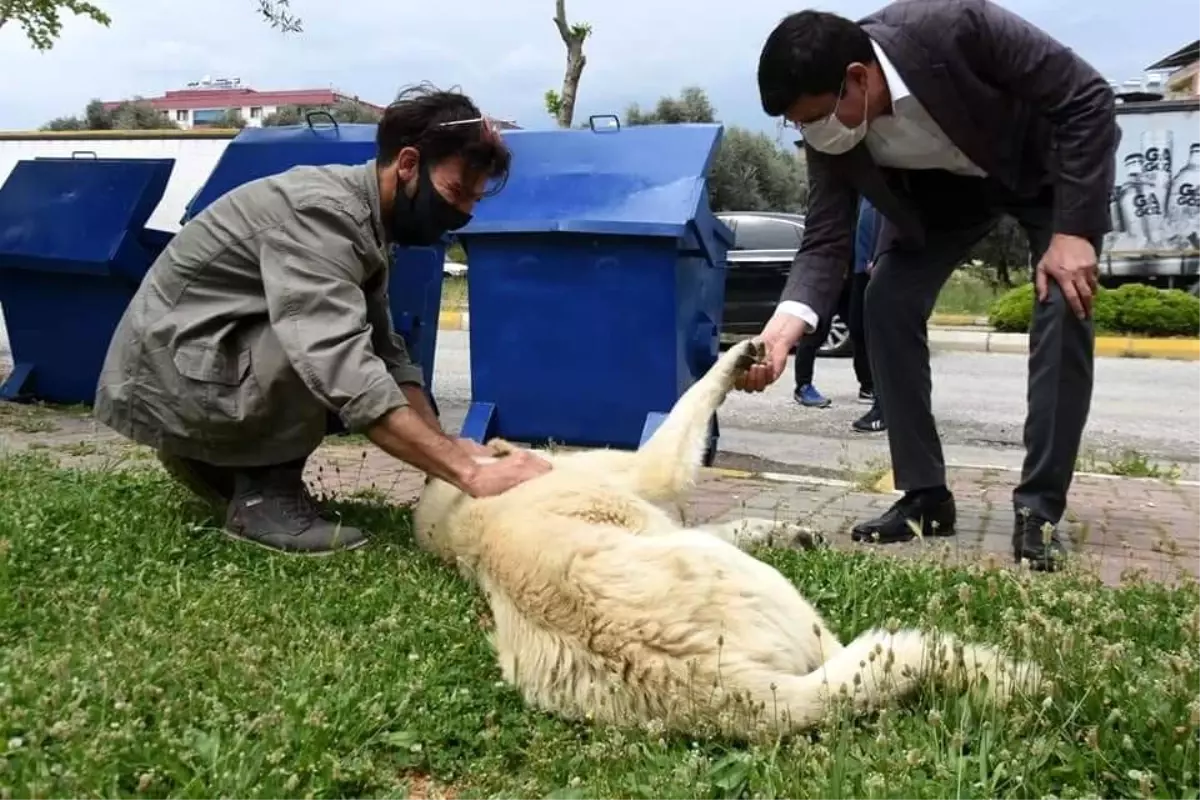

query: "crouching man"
xmin=94 ymin=86 xmax=551 ymax=556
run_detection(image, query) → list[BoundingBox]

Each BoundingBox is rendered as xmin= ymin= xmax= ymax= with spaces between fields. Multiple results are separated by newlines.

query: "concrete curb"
xmin=929 ymin=313 xmax=990 ymax=327
xmin=436 ymin=310 xmax=1198 ymax=361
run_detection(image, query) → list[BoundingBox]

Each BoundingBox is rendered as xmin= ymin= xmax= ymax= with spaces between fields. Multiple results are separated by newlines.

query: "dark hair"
xmin=376 ymin=82 xmax=511 ymax=196
xmin=757 ymin=10 xmax=876 ymax=117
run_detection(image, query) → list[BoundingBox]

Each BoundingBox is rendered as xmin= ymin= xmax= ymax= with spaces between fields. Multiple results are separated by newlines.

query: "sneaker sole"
xmin=857 ymin=397 xmax=874 ymax=405
xmin=221 ymin=527 xmax=370 ymax=557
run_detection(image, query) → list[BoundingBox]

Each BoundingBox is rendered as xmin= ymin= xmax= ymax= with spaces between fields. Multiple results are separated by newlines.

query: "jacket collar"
xmin=360 ymin=158 xmax=389 ymax=248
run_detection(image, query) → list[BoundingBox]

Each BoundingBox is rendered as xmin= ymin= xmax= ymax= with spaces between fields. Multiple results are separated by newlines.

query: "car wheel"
xmin=817 ymin=313 xmax=853 ymax=358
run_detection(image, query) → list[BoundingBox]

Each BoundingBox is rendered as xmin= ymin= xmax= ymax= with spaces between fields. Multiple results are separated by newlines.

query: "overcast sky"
xmin=1 ymin=0 xmax=1196 ymax=134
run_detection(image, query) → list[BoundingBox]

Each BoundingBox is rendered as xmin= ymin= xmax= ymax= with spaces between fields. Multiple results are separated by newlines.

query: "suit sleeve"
xmin=779 ymin=143 xmax=859 ymax=322
xmin=257 ymin=201 xmax=409 ymax=432
xmin=958 ymin=0 xmax=1119 ymax=238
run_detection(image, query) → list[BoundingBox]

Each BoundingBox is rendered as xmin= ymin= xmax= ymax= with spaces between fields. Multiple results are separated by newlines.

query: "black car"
xmin=716 ymin=211 xmax=852 ymax=358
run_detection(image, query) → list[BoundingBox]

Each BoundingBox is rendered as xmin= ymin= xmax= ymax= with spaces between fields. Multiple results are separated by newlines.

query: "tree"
xmin=543 ymin=0 xmax=590 ymax=128
xmin=965 ymin=215 xmax=1031 ymax=287
xmin=0 ymin=0 xmax=110 ymax=50
xmin=217 ymin=109 xmax=247 ymax=129
xmin=261 ymin=99 xmax=382 ymax=127
xmin=624 ymin=86 xmax=808 ymax=214
xmin=39 ymin=96 xmax=181 ymax=131
xmin=1 ymin=0 xmax=300 ymax=51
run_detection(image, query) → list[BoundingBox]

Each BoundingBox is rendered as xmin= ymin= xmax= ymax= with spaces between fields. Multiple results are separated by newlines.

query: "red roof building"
xmin=101 ymin=79 xmax=387 ymax=128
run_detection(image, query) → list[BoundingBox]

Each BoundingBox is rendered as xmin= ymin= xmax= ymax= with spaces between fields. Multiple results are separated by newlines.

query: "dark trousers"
xmin=793 ymin=311 xmax=833 ymax=389
xmin=864 ymin=173 xmax=1097 ymax=523
xmin=847 ymin=270 xmax=873 ymax=393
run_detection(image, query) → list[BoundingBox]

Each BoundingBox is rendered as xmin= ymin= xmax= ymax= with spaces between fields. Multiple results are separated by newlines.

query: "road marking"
xmin=875 ymin=463 xmax=1199 ymax=490
xmin=704 ymin=466 xmax=853 ymax=488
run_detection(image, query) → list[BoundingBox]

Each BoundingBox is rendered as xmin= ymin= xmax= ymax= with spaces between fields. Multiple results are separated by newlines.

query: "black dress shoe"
xmin=851 ymin=490 xmax=957 ymax=544
xmin=1013 ymin=509 xmax=1068 ymax=571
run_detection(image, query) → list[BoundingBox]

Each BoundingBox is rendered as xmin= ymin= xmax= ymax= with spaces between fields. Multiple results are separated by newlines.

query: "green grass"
xmin=1 ymin=454 xmax=1198 ymax=799
xmin=441 ymin=276 xmax=467 ymax=311
xmin=1078 ymin=448 xmax=1184 ymax=482
xmin=934 ymin=269 xmax=1029 ymax=318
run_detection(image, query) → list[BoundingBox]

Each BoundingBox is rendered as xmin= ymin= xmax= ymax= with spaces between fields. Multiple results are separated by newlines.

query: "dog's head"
xmin=412 ymin=438 xmax=518 ymax=563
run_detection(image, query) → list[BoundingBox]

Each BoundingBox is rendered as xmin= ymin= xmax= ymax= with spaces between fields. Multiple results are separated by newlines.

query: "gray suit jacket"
xmin=783 ymin=0 xmax=1122 ymax=319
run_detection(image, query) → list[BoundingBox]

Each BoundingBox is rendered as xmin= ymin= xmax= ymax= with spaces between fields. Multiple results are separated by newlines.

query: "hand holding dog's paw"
xmin=731 ymin=339 xmax=768 ymax=374
xmin=736 ymin=312 xmax=806 ymax=392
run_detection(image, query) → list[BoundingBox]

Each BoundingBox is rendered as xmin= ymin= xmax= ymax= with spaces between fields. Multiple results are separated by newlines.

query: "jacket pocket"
xmin=172 ymin=342 xmax=252 ymax=386
xmin=171 ymin=342 xmax=257 ymax=425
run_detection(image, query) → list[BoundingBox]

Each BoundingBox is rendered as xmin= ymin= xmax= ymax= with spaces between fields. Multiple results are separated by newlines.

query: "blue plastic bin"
xmin=183 ymin=114 xmax=446 ymax=404
xmin=455 ymin=119 xmax=734 ymax=461
xmin=0 ymin=155 xmax=175 ymax=405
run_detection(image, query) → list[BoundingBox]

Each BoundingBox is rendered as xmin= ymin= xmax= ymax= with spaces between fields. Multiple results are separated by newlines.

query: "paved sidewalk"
xmin=303 ymin=443 xmax=1198 ymax=587
xmin=2 ymin=403 xmax=1196 ymax=587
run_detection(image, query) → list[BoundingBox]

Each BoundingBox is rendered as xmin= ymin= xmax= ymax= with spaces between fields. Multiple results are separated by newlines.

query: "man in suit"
xmin=740 ymin=0 xmax=1120 ymax=570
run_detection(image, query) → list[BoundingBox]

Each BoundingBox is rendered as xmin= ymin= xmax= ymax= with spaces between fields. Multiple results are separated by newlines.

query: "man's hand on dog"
xmin=457 ymin=437 xmax=495 ymax=458
xmin=735 ymin=311 xmax=807 ymax=392
xmin=464 ymin=447 xmax=553 ymax=498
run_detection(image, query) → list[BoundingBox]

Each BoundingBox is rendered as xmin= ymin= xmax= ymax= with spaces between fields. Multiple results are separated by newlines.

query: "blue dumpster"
xmin=0 ymin=155 xmax=175 ymax=405
xmin=455 ymin=119 xmax=734 ymax=461
xmin=183 ymin=114 xmax=446 ymax=405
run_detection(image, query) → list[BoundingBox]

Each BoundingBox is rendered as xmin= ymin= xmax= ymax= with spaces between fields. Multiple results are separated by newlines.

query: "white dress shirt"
xmin=777 ymin=38 xmax=989 ymax=331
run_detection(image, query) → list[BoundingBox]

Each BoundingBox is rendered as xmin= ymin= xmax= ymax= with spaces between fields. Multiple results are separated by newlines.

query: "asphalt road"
xmin=427 ymin=330 xmax=1200 ymax=480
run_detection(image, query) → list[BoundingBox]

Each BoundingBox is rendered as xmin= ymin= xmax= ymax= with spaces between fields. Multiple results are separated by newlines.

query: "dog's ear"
xmin=485 ymin=438 xmax=518 ymax=458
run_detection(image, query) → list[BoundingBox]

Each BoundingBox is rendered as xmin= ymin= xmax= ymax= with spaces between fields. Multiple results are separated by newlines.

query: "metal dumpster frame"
xmin=454 ymin=117 xmax=735 ymax=463
xmin=0 ymin=153 xmax=176 ymax=405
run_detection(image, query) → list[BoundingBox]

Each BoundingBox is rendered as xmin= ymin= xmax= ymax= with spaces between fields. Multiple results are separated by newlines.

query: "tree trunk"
xmin=553 ymin=0 xmax=588 ymax=129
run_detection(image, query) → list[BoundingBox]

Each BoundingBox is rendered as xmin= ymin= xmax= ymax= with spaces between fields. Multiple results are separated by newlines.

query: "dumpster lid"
xmin=458 ymin=122 xmax=730 ymax=255
xmin=185 ymin=117 xmax=379 ymax=220
xmin=0 ymin=155 xmax=173 ymax=269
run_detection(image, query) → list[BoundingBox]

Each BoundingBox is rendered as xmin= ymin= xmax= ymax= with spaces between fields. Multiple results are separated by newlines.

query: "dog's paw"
xmin=485 ymin=438 xmax=519 ymax=457
xmin=769 ymin=522 xmax=827 ymax=552
xmin=731 ymin=339 xmax=768 ymax=375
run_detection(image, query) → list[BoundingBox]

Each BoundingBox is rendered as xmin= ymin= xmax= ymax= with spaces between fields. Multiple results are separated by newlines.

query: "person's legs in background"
xmin=848 ymin=269 xmax=874 ymax=403
xmin=792 ymin=310 xmax=833 ymax=408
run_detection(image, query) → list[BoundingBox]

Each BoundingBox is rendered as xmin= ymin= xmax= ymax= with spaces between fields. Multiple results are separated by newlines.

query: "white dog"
xmin=413 ymin=339 xmax=1042 ymax=739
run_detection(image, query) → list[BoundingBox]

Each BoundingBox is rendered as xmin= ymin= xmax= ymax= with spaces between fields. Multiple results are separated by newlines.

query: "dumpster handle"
xmin=588 ymin=114 xmax=621 ymax=133
xmin=70 ymin=150 xmax=98 ymax=159
xmin=305 ymin=111 xmax=339 ymax=131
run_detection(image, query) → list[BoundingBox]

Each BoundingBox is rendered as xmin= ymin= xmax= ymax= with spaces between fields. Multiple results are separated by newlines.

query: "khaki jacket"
xmin=94 ymin=159 xmax=424 ymax=467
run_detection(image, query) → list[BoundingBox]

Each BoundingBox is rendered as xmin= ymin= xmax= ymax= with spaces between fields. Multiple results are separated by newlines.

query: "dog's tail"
xmin=758 ymin=628 xmax=1041 ymax=733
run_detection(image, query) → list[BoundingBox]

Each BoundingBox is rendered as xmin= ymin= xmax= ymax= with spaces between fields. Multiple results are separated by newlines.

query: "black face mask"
xmin=388 ymin=160 xmax=473 ymax=248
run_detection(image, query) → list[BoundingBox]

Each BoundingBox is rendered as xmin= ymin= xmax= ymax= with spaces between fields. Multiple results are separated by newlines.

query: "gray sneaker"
xmin=224 ymin=465 xmax=367 ymax=556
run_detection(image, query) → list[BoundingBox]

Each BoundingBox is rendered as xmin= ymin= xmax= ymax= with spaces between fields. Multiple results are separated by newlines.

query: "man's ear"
xmin=395 ymin=146 xmax=420 ymax=182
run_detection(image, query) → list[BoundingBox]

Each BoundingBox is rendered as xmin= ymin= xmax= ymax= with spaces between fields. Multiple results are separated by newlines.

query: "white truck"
xmin=1103 ymin=96 xmax=1200 ymax=294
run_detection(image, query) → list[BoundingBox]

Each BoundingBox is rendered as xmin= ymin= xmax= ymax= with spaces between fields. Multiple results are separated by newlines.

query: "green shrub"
xmin=988 ymin=282 xmax=1036 ymax=332
xmin=988 ymin=282 xmax=1200 ymax=336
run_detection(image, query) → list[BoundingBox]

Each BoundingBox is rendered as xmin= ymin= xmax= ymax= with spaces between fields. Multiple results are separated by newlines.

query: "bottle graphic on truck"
xmin=1113 ymin=149 xmax=1161 ymax=247
xmin=1167 ymin=142 xmax=1200 ymax=249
